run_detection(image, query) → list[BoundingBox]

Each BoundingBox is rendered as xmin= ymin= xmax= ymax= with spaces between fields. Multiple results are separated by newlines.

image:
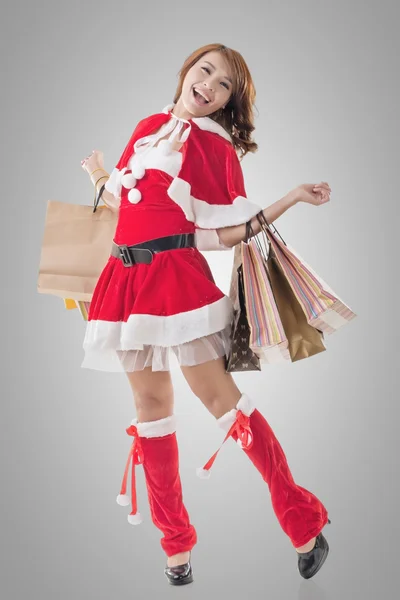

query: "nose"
xmin=203 ymin=81 xmax=214 ymax=92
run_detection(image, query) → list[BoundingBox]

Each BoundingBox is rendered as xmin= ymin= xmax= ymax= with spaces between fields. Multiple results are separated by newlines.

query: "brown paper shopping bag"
xmin=265 ymin=243 xmax=327 ymax=362
xmin=37 ymin=200 xmax=118 ymax=302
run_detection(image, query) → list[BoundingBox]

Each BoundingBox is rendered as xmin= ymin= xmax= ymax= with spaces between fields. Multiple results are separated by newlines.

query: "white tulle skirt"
xmin=81 ymin=322 xmax=232 ymax=373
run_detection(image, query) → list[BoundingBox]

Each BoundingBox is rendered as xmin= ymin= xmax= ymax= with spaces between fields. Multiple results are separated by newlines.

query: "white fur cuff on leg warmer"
xmin=216 ymin=393 xmax=255 ymax=433
xmin=131 ymin=414 xmax=177 ymax=438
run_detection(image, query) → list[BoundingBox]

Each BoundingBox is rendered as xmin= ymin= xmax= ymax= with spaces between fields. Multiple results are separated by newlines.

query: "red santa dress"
xmin=81 ymin=103 xmax=262 ymax=372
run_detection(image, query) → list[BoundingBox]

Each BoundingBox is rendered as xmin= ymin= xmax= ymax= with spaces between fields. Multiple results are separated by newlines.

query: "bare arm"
xmin=88 ymin=168 xmax=120 ymax=213
xmin=216 ymin=190 xmax=298 ymax=248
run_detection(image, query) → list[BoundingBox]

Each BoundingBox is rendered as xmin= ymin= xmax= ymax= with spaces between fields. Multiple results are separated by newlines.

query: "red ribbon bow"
xmin=118 ymin=424 xmax=144 ymax=516
xmin=233 ymin=410 xmax=253 ymax=450
xmin=200 ymin=409 xmax=253 ymax=475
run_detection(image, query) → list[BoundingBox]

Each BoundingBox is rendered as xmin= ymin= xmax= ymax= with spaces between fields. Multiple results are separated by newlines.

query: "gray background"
xmin=1 ymin=0 xmax=398 ymax=598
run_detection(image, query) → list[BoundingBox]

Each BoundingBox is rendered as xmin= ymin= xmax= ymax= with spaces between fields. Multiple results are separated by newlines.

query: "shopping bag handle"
xmin=244 ymin=211 xmax=287 ymax=263
xmin=93 ymin=183 xmax=106 ymax=213
xmin=246 ymin=216 xmax=270 ymax=261
xmin=245 ymin=219 xmax=252 ymax=243
xmin=255 ymin=211 xmax=287 ymax=246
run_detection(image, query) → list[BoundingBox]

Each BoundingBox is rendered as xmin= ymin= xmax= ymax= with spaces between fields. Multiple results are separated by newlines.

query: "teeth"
xmin=194 ymin=88 xmax=210 ymax=103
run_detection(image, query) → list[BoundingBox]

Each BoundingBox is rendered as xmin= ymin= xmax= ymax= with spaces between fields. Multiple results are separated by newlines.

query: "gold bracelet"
xmin=89 ymin=167 xmax=108 ymax=176
xmin=94 ymin=175 xmax=109 ymax=188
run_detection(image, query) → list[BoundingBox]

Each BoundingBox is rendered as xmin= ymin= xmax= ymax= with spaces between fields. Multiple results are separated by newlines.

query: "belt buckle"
xmin=119 ymin=245 xmax=134 ymax=267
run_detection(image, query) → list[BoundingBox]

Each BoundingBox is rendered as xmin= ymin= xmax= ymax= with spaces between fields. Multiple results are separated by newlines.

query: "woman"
xmin=81 ymin=43 xmax=332 ymax=586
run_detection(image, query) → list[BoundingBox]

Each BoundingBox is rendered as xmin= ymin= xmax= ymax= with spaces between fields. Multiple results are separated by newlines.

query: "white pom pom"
xmin=121 ymin=173 xmax=137 ymax=189
xmin=128 ymin=512 xmax=143 ymax=525
xmin=131 ymin=164 xmax=146 ymax=179
xmin=128 ymin=188 xmax=142 ymax=204
xmin=116 ymin=494 xmax=130 ymax=506
xmin=157 ymin=139 xmax=172 ymax=155
xmin=196 ymin=467 xmax=211 ymax=479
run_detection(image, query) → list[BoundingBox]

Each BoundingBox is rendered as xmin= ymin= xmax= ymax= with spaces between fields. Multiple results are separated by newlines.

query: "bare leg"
xmin=125 ymin=367 xmax=194 ymax=567
xmin=181 ymin=357 xmax=328 ymax=551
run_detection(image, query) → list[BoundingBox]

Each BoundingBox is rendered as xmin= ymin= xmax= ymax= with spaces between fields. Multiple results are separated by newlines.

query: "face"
xmin=176 ymin=51 xmax=234 ymax=119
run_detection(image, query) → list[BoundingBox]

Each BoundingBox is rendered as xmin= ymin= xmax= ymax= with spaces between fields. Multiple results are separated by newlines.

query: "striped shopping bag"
xmin=241 ymin=237 xmax=291 ymax=364
xmin=63 ymin=298 xmax=91 ymax=321
xmin=257 ymin=212 xmax=357 ymax=336
xmin=245 ymin=236 xmax=327 ymax=363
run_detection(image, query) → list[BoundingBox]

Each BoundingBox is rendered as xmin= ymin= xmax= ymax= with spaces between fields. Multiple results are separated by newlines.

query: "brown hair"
xmin=172 ymin=43 xmax=258 ymax=160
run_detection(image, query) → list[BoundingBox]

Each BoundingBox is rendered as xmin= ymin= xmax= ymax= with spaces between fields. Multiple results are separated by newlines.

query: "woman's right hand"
xmin=81 ymin=149 xmax=105 ymax=175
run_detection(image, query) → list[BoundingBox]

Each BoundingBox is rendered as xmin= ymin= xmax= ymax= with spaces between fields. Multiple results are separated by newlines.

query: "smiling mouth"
xmin=192 ymin=87 xmax=211 ymax=105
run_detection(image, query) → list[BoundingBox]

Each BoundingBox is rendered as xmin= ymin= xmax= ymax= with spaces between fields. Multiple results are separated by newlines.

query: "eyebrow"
xmin=203 ymin=61 xmax=233 ymax=84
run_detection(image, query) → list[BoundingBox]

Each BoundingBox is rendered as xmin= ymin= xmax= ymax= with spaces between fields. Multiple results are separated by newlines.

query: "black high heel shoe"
xmin=164 ymin=551 xmax=193 ymax=585
xmin=297 ymin=518 xmax=331 ymax=579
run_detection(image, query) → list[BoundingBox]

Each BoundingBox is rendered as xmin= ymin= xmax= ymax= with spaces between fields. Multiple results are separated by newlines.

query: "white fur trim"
xmin=83 ymin=295 xmax=234 ymax=350
xmin=128 ymin=512 xmax=143 ymax=525
xmin=195 ymin=227 xmax=231 ymax=251
xmin=157 ymin=139 xmax=173 ymax=155
xmin=196 ymin=467 xmax=211 ymax=479
xmin=167 ymin=177 xmax=262 ymax=229
xmin=161 ymin=103 xmax=232 ymax=143
xmin=116 ymin=494 xmax=130 ymax=506
xmin=192 ymin=115 xmax=232 ymax=142
xmin=162 ymin=103 xmax=175 ymax=113
xmin=216 ymin=393 xmax=256 ymax=433
xmin=216 ymin=408 xmax=237 ymax=433
xmin=167 ymin=177 xmax=195 ymax=221
xmin=128 ymin=147 xmax=181 ymax=179
xmin=237 ymin=393 xmax=256 ymax=416
xmin=104 ymin=167 xmax=127 ymax=200
xmin=131 ymin=414 xmax=177 ymax=438
xmin=131 ymin=164 xmax=146 ymax=179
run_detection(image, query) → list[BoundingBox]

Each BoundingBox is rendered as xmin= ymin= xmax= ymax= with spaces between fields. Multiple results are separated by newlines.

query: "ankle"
xmin=167 ymin=551 xmax=190 ymax=567
xmin=295 ymin=537 xmax=316 ymax=553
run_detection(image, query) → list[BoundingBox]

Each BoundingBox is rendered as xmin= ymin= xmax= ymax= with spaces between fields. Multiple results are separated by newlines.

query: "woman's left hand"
xmin=296 ymin=182 xmax=331 ymax=205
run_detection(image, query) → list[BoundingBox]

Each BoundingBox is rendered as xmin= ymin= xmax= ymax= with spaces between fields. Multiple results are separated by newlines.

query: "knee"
xmin=134 ymin=392 xmax=174 ymax=422
xmin=211 ymin=398 xmax=239 ymax=420
xmin=198 ymin=390 xmax=242 ymax=420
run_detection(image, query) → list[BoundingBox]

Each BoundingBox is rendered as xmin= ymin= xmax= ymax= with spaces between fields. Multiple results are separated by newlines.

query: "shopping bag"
xmin=37 ymin=196 xmax=117 ymax=302
xmin=241 ymin=238 xmax=292 ymax=364
xmin=62 ymin=298 xmax=92 ymax=320
xmin=248 ymin=239 xmax=327 ymax=362
xmin=257 ymin=212 xmax=357 ymax=336
xmin=225 ymin=211 xmax=356 ymax=370
xmin=225 ymin=243 xmax=261 ymax=372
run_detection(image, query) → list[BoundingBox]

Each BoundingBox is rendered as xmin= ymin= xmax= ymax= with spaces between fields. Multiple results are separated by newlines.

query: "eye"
xmin=201 ymin=66 xmax=230 ymax=90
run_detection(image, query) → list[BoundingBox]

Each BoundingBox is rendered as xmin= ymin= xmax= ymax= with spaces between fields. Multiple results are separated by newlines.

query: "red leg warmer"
xmin=197 ymin=394 xmax=329 ymax=549
xmin=116 ymin=414 xmax=197 ymax=557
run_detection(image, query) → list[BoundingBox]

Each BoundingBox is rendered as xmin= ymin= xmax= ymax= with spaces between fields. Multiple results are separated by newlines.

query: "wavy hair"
xmin=172 ymin=43 xmax=258 ymax=160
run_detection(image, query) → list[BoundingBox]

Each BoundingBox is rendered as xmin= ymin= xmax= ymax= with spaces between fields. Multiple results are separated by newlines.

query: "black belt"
xmin=111 ymin=233 xmax=195 ymax=266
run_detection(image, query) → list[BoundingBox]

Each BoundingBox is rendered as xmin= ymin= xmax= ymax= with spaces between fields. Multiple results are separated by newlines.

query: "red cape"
xmin=105 ymin=105 xmax=262 ymax=229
